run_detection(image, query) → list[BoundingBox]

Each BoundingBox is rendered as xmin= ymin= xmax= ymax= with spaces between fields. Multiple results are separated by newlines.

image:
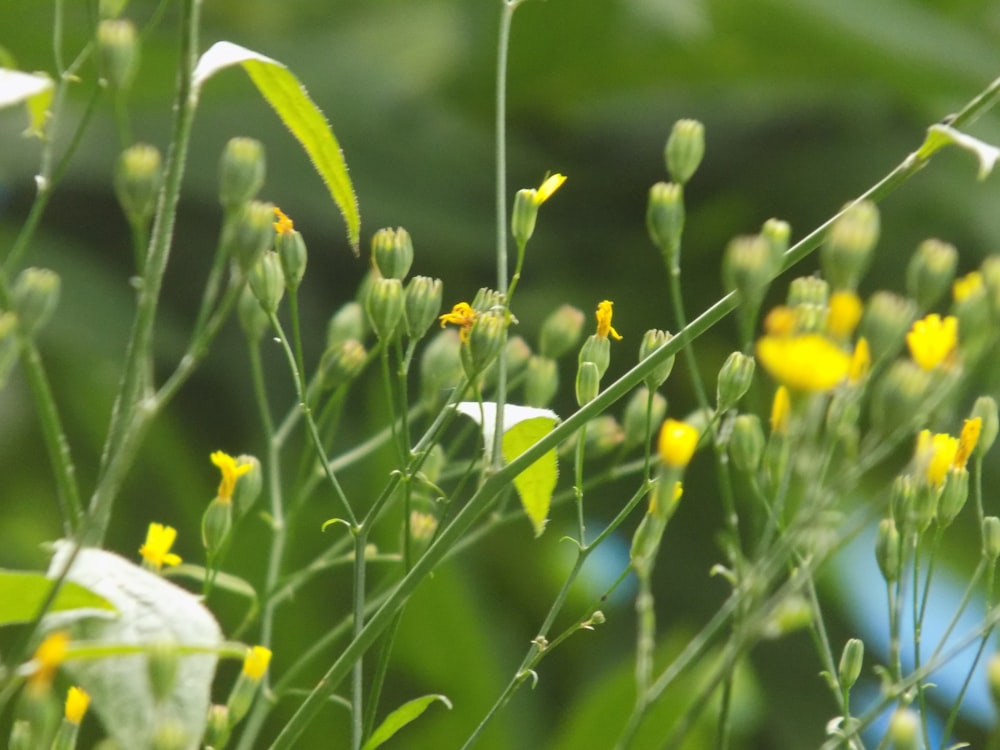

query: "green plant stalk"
xmin=352 ymin=528 xmax=367 ymax=750
xmin=574 ymin=421 xmax=588 ymax=544
xmin=912 ymin=532 xmax=932 ymax=748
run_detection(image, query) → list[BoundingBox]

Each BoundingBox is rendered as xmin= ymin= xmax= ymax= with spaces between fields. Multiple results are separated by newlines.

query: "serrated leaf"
xmin=192 ymin=41 xmax=360 ymax=252
xmin=456 ymin=402 xmax=560 ymax=536
xmin=360 ymin=694 xmax=452 ymax=750
xmin=0 ymin=68 xmax=53 ymax=137
xmin=0 ymin=570 xmax=115 ymax=625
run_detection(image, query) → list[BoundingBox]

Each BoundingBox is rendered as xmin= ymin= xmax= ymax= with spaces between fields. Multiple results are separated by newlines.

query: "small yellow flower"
xmin=770 ymin=386 xmax=791 ymax=434
xmin=755 ymin=333 xmax=851 ymax=391
xmin=29 ymin=631 xmax=69 ymax=690
xmin=242 ymin=645 xmax=272 ymax=682
xmin=533 ymin=173 xmax=566 ymax=205
xmin=849 ymin=337 xmax=871 ymax=384
xmin=65 ymin=686 xmax=90 ymax=725
xmin=763 ymin=305 xmax=797 ymax=336
xmin=139 ymin=522 xmax=182 ymax=570
xmin=916 ymin=429 xmax=960 ymax=488
xmin=826 ymin=290 xmax=863 ymax=339
xmin=595 ymin=300 xmax=622 ymax=341
xmin=211 ymin=451 xmax=253 ymax=504
xmin=953 ymin=271 xmax=984 ymax=303
xmin=954 ymin=417 xmax=982 ymax=469
xmin=273 ymin=206 xmax=294 ymax=235
xmin=438 ymin=301 xmax=477 ymax=343
xmin=906 ymin=314 xmax=958 ymax=371
xmin=657 ymin=419 xmax=699 ymax=468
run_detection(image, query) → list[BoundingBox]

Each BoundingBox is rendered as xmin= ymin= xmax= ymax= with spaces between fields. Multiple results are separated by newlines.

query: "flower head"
xmin=65 ymin=686 xmax=90 ymax=725
xmin=953 ymin=271 xmax=984 ymax=303
xmin=595 ymin=300 xmax=622 ymax=341
xmin=28 ymin=631 xmax=69 ymax=690
xmin=272 ymin=206 xmax=294 ymax=235
xmin=657 ymin=419 xmax=699 ymax=468
xmin=755 ymin=333 xmax=851 ymax=391
xmin=954 ymin=417 xmax=982 ymax=469
xmin=139 ymin=522 xmax=182 ymax=570
xmin=242 ymin=645 xmax=272 ymax=682
xmin=916 ymin=429 xmax=959 ymax=488
xmin=826 ymin=290 xmax=863 ymax=338
xmin=211 ymin=451 xmax=253 ymax=504
xmin=439 ymin=301 xmax=477 ymax=343
xmin=533 ymin=173 xmax=566 ymax=205
xmin=906 ymin=314 xmax=958 ymax=371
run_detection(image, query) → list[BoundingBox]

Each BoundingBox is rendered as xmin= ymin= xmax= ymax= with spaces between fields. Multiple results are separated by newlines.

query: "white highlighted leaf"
xmin=922 ymin=123 xmax=1000 ymax=180
xmin=0 ymin=69 xmax=53 ymax=137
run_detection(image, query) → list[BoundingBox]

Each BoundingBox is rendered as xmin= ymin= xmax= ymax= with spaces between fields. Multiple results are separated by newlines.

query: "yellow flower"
xmin=755 ymin=333 xmax=851 ymax=391
xmin=595 ymin=300 xmax=622 ymax=341
xmin=272 ymin=206 xmax=294 ymax=235
xmin=916 ymin=429 xmax=959 ymax=488
xmin=139 ymin=522 xmax=182 ymax=570
xmin=533 ymin=173 xmax=566 ymax=204
xmin=954 ymin=417 xmax=982 ymax=469
xmin=29 ymin=631 xmax=69 ymax=690
xmin=770 ymin=385 xmax=791 ymax=434
xmin=438 ymin=301 xmax=477 ymax=343
xmin=657 ymin=419 xmax=699 ymax=467
xmin=242 ymin=645 xmax=272 ymax=682
xmin=763 ymin=305 xmax=797 ymax=336
xmin=65 ymin=686 xmax=90 ymax=725
xmin=953 ymin=271 xmax=984 ymax=303
xmin=826 ymin=290 xmax=863 ymax=339
xmin=211 ymin=451 xmax=253 ymax=504
xmin=906 ymin=314 xmax=958 ymax=371
xmin=848 ymin=337 xmax=871 ymax=384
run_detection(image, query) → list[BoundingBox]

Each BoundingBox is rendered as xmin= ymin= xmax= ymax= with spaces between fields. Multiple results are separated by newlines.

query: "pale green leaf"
xmin=192 ymin=41 xmax=360 ymax=252
xmin=0 ymin=570 xmax=115 ymax=625
xmin=0 ymin=68 xmax=53 ymax=137
xmin=360 ymin=694 xmax=452 ymax=750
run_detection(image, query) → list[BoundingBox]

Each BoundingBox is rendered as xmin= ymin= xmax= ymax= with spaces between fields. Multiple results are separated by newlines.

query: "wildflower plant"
xmin=5 ymin=2 xmax=1000 ymax=749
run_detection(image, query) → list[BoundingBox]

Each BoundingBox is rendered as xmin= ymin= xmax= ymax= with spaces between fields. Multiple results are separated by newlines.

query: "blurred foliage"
xmin=3 ymin=0 xmax=1000 ymax=746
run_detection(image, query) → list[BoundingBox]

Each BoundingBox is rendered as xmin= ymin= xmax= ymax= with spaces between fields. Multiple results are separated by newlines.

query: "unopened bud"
xmin=146 ymin=641 xmax=179 ymax=704
xmin=907 ymin=238 xmax=957 ymax=311
xmin=887 ymin=708 xmax=919 ymax=750
xmin=639 ymin=329 xmax=674 ymax=390
xmin=622 ymin=387 xmax=667 ymax=449
xmin=761 ymin=218 xmax=791 ymax=265
xmin=327 ymin=301 xmax=365 ymax=348
xmin=97 ymin=19 xmax=138 ymax=92
xmin=524 ymin=355 xmax=558 ymax=408
xmin=225 ymin=201 xmax=274 ymax=273
xmin=204 ymin=705 xmax=231 ymax=750
xmin=237 ymin=285 xmax=270 ymax=342
xmin=366 ymin=277 xmax=404 ymax=341
xmin=13 ymin=267 xmax=59 ymax=335
xmin=201 ymin=498 xmax=232 ymax=556
xmin=371 ymin=227 xmax=413 ymax=280
xmin=716 ymin=351 xmax=754 ymax=411
xmin=404 ymin=276 xmax=443 ymax=340
xmin=876 ymin=518 xmax=901 ymax=583
xmin=838 ymin=638 xmax=864 ymax=691
xmin=723 ymin=234 xmax=775 ymax=311
xmin=665 ymin=119 xmax=705 ymax=185
xmin=231 ymin=455 xmax=262 ymax=519
xmin=319 ymin=339 xmax=367 ymax=391
xmin=579 ymin=334 xmax=611 ymax=379
xmin=984 ymin=516 xmax=1000 ymax=562
xmin=276 ymin=227 xmax=307 ymax=291
xmin=463 ymin=309 xmax=506 ymax=376
xmin=511 ymin=188 xmax=540 ymax=246
xmin=937 ymin=467 xmax=969 ymax=527
xmin=115 ymin=143 xmax=162 ymax=226
xmin=420 ymin=330 xmax=463 ymax=410
xmin=788 ymin=275 xmax=829 ymax=310
xmin=730 ymin=414 xmax=765 ymax=473
xmin=972 ymin=396 xmax=999 ymax=457
xmin=248 ymin=252 xmax=284 ymax=314
xmin=540 ymin=304 xmax=585 ymax=359
xmin=219 ymin=138 xmax=266 ymax=210
xmin=821 ymin=201 xmax=879 ymax=291
xmin=576 ymin=361 xmax=601 ymax=406
xmin=646 ymin=181 xmax=684 ymax=262
xmin=859 ymin=291 xmax=917 ymax=365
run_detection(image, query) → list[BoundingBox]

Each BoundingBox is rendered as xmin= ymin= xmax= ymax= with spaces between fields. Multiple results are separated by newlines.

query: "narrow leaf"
xmin=0 ymin=69 xmax=53 ymax=137
xmin=360 ymin=694 xmax=452 ymax=750
xmin=0 ymin=570 xmax=115 ymax=625
xmin=193 ymin=41 xmax=360 ymax=252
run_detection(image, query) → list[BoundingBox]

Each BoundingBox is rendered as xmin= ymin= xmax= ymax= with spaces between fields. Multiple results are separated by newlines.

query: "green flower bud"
xmin=972 ymin=396 xmax=999 ymax=457
xmin=887 ymin=708 xmax=920 ymax=750
xmin=219 ymin=137 xmax=266 ymax=210
xmin=539 ymin=304 xmax=585 ymax=359
xmin=871 ymin=360 xmax=932 ymax=434
xmin=580 ymin=415 xmax=624 ymax=458
xmin=722 ymin=234 xmax=775 ymax=311
xmin=716 ymin=351 xmax=755 ymax=411
xmin=371 ymin=227 xmax=413 ymax=280
xmin=201 ymin=497 xmax=233 ymax=557
xmin=729 ymin=414 xmax=765 ymax=473
xmin=579 ymin=334 xmax=611 ymax=379
xmin=404 ymin=276 xmax=443 ymax=340
xmin=511 ymin=188 xmax=540 ymax=246
xmin=151 ymin=720 xmax=188 ymax=750
xmin=327 ymin=301 xmax=365 ymax=349
xmin=761 ymin=218 xmax=791 ymax=266
xmin=248 ymin=252 xmax=284 ymax=315
xmin=420 ymin=330 xmax=463 ymax=410
xmin=365 ymin=277 xmax=404 ymax=341
xmin=907 ymin=238 xmax=957 ymax=311
xmin=876 ymin=518 xmax=901 ymax=583
xmin=788 ymin=275 xmax=829 ymax=309
xmin=630 ymin=511 xmax=667 ymax=576
xmin=97 ymin=19 xmax=139 ymax=92
xmin=237 ymin=284 xmax=270 ymax=342
xmin=471 ymin=287 xmax=505 ymax=313
xmin=639 ymin=329 xmax=675 ymax=390
xmin=524 ymin=355 xmax=559 ymax=408
xmin=231 ymin=455 xmax=262 ymax=519
xmin=276 ymin=227 xmax=307 ymax=291
xmin=983 ymin=516 xmax=1000 ymax=562
xmin=858 ymin=291 xmax=917 ymax=365
xmin=463 ymin=309 xmax=506 ymax=377
xmin=13 ymin=267 xmax=59 ymax=335
xmin=319 ymin=338 xmax=367 ymax=391
xmin=146 ymin=641 xmax=179 ymax=704
xmin=821 ymin=201 xmax=879 ymax=291
xmin=665 ymin=119 xmax=705 ymax=185
xmin=622 ymin=387 xmax=667 ymax=449
xmin=10 ymin=720 xmax=33 ymax=750
xmin=980 ymin=254 xmax=1000 ymax=319
xmin=938 ymin=467 xmax=969 ymax=527
xmin=575 ymin=360 xmax=601 ymax=406
xmin=203 ymin=705 xmax=231 ymax=750
xmin=913 ymin=483 xmax=938 ymax=534
xmin=225 ymin=201 xmax=274 ymax=273
xmin=114 ymin=143 xmax=162 ymax=226
xmin=482 ymin=335 xmax=532 ymax=391
xmin=953 ymin=276 xmax=991 ymax=359
xmin=838 ymin=638 xmax=864 ymax=691
xmin=646 ymin=181 xmax=684 ymax=262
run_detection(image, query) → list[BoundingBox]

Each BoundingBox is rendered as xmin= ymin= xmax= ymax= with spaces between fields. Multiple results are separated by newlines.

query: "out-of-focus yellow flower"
xmin=28 ymin=631 xmax=69 ymax=690
xmin=826 ymin=290 xmax=863 ymax=338
xmin=272 ymin=206 xmax=294 ymax=235
xmin=756 ymin=333 xmax=851 ymax=391
xmin=65 ymin=686 xmax=90 ymax=724
xmin=533 ymin=173 xmax=566 ymax=204
xmin=906 ymin=314 xmax=958 ymax=371
xmin=657 ymin=419 xmax=698 ymax=467
xmin=916 ymin=429 xmax=960 ymax=488
xmin=953 ymin=271 xmax=984 ymax=303
xmin=763 ymin=305 xmax=797 ymax=336
xmin=211 ymin=451 xmax=253 ymax=504
xmin=954 ymin=417 xmax=982 ymax=469
xmin=849 ymin=337 xmax=871 ymax=384
xmin=242 ymin=645 xmax=272 ymax=682
xmin=139 ymin=522 xmax=182 ymax=570
xmin=595 ymin=300 xmax=622 ymax=341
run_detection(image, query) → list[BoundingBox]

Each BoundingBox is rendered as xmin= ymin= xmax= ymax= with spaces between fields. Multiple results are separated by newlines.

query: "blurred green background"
xmin=3 ymin=0 xmax=1000 ymax=747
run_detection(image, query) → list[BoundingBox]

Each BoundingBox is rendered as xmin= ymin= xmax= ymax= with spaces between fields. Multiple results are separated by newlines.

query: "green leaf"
xmin=456 ymin=402 xmax=560 ymax=537
xmin=360 ymin=694 xmax=452 ymax=750
xmin=0 ymin=570 xmax=115 ymax=625
xmin=0 ymin=68 xmax=53 ymax=137
xmin=192 ymin=41 xmax=360 ymax=253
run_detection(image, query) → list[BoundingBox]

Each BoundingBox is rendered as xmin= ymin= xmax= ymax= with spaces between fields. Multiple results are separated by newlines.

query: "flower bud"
xmin=201 ymin=497 xmax=233 ymax=557
xmin=151 ymin=720 xmax=189 ymax=750
xmin=276 ymin=226 xmax=307 ymax=292
xmin=639 ymin=329 xmax=675 ymax=390
xmin=821 ymin=201 xmax=879 ymax=291
xmin=579 ymin=334 xmax=611 ymax=380
xmin=481 ymin=335 xmax=532 ymax=391
xmin=366 ymin=277 xmax=404 ymax=341
xmin=760 ymin=218 xmax=791 ymax=265
xmin=630 ymin=511 xmax=667 ymax=576
xmin=723 ymin=234 xmax=775 ymax=310
xmin=890 ymin=474 xmax=914 ymax=530
xmin=404 ymin=276 xmax=443 ymax=340
xmin=730 ymin=414 xmax=765 ymax=473
xmin=937 ymin=467 xmax=969 ymax=527
xmin=646 ymin=181 xmax=684 ymax=262
xmin=227 ymin=647 xmax=271 ymax=724
xmin=622 ymin=387 xmax=667 ymax=449
xmin=248 ymin=252 xmax=284 ymax=315
xmin=204 ymin=705 xmax=231 ymax=750
xmin=876 ymin=518 xmax=901 ymax=583
xmin=787 ymin=275 xmax=829 ymax=310
xmin=983 ymin=516 xmax=1000 ymax=562
xmin=887 ymin=708 xmax=920 ymax=750
xmin=319 ymin=338 xmax=367 ymax=391
xmin=146 ymin=641 xmax=179 ymax=704
xmin=511 ymin=188 xmax=540 ymax=246
xmin=907 ymin=238 xmax=957 ymax=311
xmin=97 ymin=19 xmax=139 ymax=92
xmin=114 ymin=143 xmax=162 ymax=226
xmin=665 ymin=119 xmax=705 ymax=185
xmin=13 ymin=267 xmax=59 ymax=335
xmin=716 ymin=351 xmax=754 ymax=411
xmin=219 ymin=137 xmax=266 ymax=210
xmin=327 ymin=301 xmax=365 ymax=348
xmin=231 ymin=455 xmax=262 ymax=518
xmin=225 ymin=201 xmax=274 ymax=273
xmin=575 ymin=361 xmax=601 ymax=406
xmin=953 ymin=274 xmax=991 ymax=359
xmin=539 ymin=304 xmax=585 ymax=359
xmin=471 ymin=287 xmax=505 ymax=313
xmin=838 ymin=638 xmax=864 ymax=690
xmin=971 ymin=396 xmax=998 ymax=458
xmin=371 ymin=227 xmax=413 ymax=280
xmin=871 ymin=360 xmax=932 ymax=434
xmin=658 ymin=419 xmax=699 ymax=468
xmin=463 ymin=309 xmax=506 ymax=376
xmin=420 ymin=330 xmax=463 ymax=410
xmin=237 ymin=285 xmax=270 ymax=342
xmin=762 ymin=594 xmax=812 ymax=639
xmin=524 ymin=355 xmax=558 ymax=408
xmin=980 ymin=254 xmax=1000 ymax=318
xmin=858 ymin=291 xmax=917 ymax=365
